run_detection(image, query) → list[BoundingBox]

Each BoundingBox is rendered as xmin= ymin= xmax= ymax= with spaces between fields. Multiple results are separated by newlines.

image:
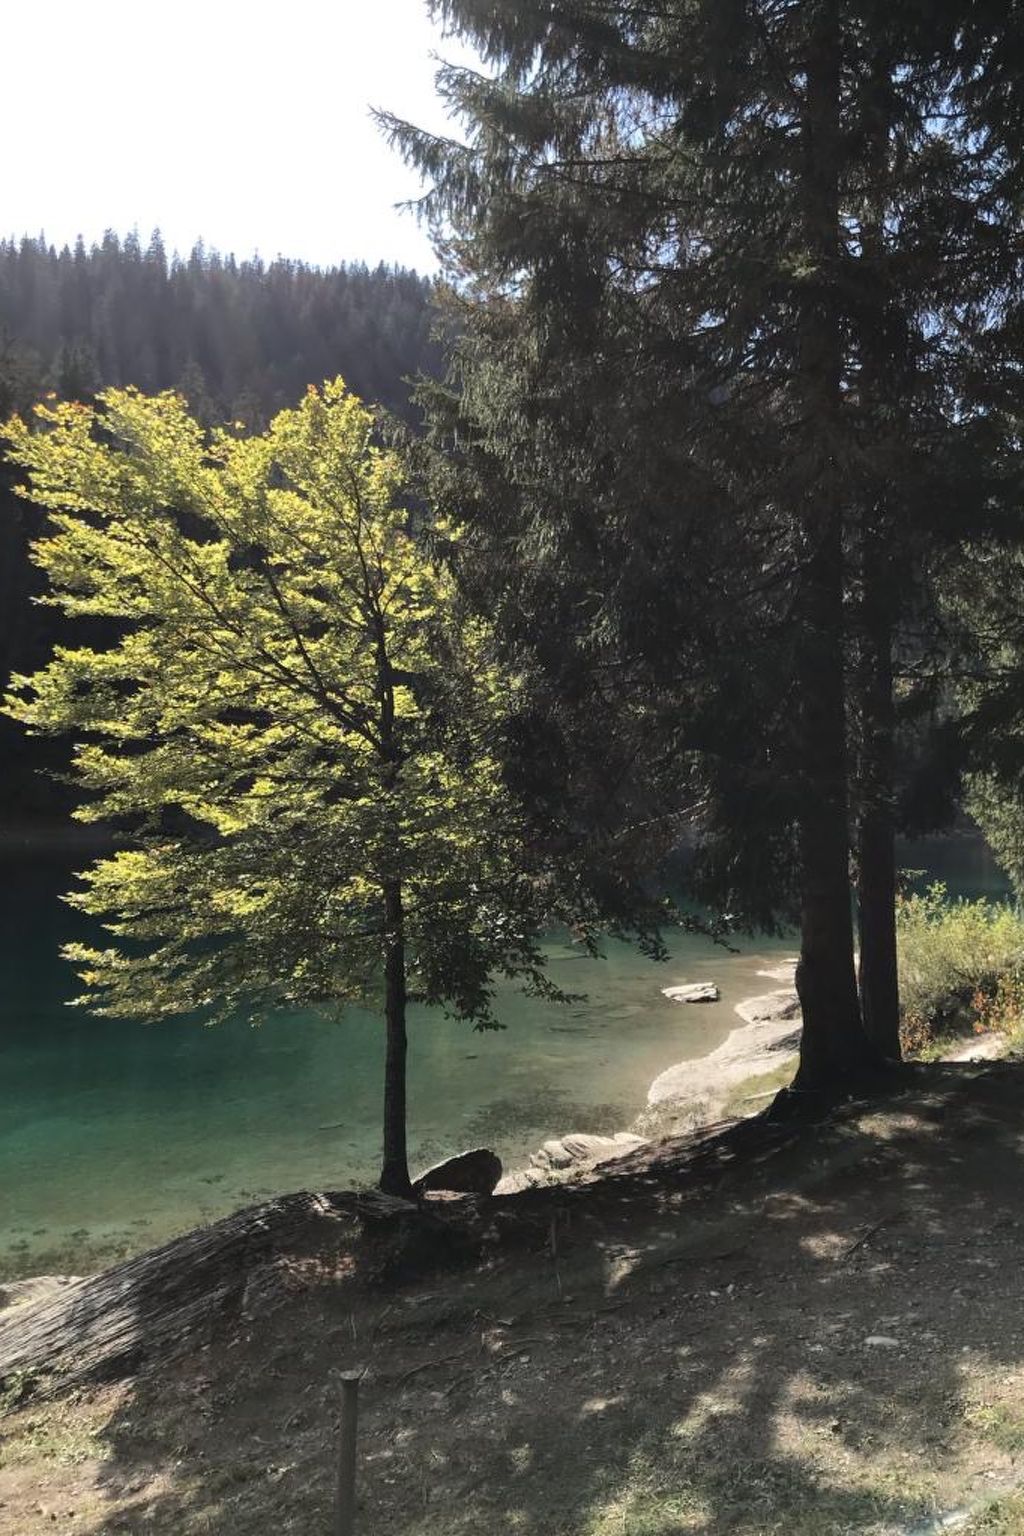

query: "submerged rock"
xmin=413 ymin=1147 xmax=503 ymax=1197
xmin=662 ymin=982 xmax=720 ymax=1004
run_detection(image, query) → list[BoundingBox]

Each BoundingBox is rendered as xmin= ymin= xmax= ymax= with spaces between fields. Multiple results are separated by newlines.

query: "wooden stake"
xmin=336 ymin=1368 xmax=363 ymax=1536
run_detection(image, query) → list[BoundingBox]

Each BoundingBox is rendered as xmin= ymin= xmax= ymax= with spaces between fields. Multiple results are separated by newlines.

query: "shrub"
xmin=896 ymin=883 xmax=1024 ymax=1055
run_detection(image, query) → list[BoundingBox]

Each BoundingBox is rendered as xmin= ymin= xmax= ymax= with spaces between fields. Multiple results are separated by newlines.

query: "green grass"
xmin=965 ymin=1403 xmax=1024 ymax=1456
xmin=720 ymin=1060 xmax=797 ymax=1117
xmin=580 ymin=1444 xmax=936 ymax=1536
xmin=0 ymin=1400 xmax=110 ymax=1469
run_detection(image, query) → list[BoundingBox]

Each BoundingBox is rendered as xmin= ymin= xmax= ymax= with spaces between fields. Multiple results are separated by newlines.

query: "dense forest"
xmin=381 ymin=0 xmax=1024 ymax=1098
xmin=0 ymin=232 xmax=440 ymax=421
xmin=0 ymin=232 xmax=443 ymax=816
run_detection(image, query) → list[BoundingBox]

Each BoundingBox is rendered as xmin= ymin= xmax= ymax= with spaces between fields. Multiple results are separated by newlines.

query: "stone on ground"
xmin=412 ymin=1148 xmax=503 ymax=1197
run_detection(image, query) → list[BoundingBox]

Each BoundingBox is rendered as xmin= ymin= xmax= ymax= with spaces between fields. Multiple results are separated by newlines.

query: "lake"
xmin=0 ymin=828 xmax=1007 ymax=1278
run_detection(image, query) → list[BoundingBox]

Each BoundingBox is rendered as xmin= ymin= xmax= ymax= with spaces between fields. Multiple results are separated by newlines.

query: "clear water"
xmin=0 ymin=828 xmax=1007 ymax=1277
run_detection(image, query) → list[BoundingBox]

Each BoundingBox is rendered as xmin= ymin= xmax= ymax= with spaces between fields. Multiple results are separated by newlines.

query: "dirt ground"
xmin=5 ymin=1062 xmax=1024 ymax=1535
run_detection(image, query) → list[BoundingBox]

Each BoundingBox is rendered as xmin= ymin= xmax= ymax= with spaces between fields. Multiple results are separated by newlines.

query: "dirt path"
xmin=5 ymin=1063 xmax=1024 ymax=1535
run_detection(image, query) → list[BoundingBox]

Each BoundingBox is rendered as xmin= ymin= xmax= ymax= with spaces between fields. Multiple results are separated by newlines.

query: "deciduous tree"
xmin=4 ymin=380 xmax=560 ymax=1196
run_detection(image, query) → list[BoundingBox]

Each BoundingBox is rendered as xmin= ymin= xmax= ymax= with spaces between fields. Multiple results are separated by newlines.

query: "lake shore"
xmin=643 ymin=961 xmax=801 ymax=1119
xmin=496 ymin=958 xmax=803 ymax=1191
xmin=500 ymin=954 xmax=1015 ymax=1194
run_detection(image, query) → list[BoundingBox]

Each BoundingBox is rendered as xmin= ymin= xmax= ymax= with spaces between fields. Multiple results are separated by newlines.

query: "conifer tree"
xmin=382 ymin=0 xmax=1024 ymax=1091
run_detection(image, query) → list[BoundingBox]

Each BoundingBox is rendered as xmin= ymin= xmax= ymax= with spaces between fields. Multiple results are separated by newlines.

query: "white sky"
xmin=4 ymin=0 xmax=480 ymax=272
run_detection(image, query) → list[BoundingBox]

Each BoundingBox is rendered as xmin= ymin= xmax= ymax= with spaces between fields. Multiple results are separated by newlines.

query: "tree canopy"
xmin=4 ymin=379 xmax=562 ymax=1194
xmin=381 ymin=0 xmax=1024 ymax=1092
xmin=0 ymin=233 xmax=448 ymax=824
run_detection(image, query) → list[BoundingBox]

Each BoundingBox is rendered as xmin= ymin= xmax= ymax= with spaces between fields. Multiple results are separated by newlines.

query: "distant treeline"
xmin=0 ymin=231 xmax=445 ymax=819
xmin=0 ymin=231 xmax=442 ymax=422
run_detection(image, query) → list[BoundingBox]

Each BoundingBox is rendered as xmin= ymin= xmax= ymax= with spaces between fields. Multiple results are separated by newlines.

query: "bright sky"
xmin=5 ymin=0 xmax=480 ymax=273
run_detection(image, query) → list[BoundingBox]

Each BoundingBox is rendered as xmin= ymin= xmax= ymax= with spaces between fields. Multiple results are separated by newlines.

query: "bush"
xmin=896 ymin=883 xmax=1024 ymax=1055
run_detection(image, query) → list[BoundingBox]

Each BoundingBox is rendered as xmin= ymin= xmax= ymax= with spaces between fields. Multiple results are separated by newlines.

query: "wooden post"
xmin=336 ymin=1368 xmax=363 ymax=1536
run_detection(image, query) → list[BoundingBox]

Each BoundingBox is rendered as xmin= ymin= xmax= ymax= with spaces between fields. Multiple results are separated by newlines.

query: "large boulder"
xmin=523 ymin=1130 xmax=648 ymax=1182
xmin=736 ymin=990 xmax=801 ymax=1025
xmin=413 ymin=1147 xmax=503 ymax=1197
xmin=662 ymin=982 xmax=720 ymax=1004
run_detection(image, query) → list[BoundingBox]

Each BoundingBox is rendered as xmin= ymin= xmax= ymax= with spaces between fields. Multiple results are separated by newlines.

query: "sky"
xmin=5 ymin=0 xmax=482 ymax=273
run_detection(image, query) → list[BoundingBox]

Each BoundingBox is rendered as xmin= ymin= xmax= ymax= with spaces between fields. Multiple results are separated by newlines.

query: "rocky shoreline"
xmin=496 ymin=958 xmax=802 ymax=1193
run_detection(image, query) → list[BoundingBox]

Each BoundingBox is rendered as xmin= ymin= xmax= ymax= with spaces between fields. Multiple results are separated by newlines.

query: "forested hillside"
xmin=0 ymin=232 xmax=444 ymax=818
xmin=0 ymin=232 xmax=441 ymax=421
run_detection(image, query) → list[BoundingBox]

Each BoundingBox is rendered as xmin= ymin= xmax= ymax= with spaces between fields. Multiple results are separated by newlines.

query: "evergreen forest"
xmin=0 ymin=232 xmax=442 ymax=814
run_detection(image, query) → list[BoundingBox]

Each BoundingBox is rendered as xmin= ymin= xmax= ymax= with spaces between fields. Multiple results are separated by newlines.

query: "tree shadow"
xmin=22 ymin=1063 xmax=1024 ymax=1535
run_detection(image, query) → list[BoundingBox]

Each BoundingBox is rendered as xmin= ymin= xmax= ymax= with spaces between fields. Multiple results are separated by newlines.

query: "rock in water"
xmin=662 ymin=982 xmax=720 ymax=1004
xmin=413 ymin=1148 xmax=503 ymax=1197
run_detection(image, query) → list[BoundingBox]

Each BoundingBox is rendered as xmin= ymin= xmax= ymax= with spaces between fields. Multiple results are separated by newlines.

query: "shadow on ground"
xmin=5 ymin=1063 xmax=1024 ymax=1535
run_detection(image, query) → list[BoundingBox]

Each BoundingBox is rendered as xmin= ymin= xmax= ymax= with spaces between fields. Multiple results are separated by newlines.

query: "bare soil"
xmin=5 ymin=1062 xmax=1024 ymax=1535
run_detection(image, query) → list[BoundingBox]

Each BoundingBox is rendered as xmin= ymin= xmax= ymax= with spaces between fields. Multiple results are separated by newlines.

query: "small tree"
xmin=4 ymin=379 xmax=560 ymax=1197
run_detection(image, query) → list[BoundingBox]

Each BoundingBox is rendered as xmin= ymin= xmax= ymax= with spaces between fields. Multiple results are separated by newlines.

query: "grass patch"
xmin=965 ymin=1402 xmax=1024 ymax=1456
xmin=0 ymin=1400 xmax=110 ymax=1470
xmin=582 ymin=1442 xmax=934 ymax=1536
xmin=964 ymin=1491 xmax=1024 ymax=1533
xmin=721 ymin=1060 xmax=797 ymax=1117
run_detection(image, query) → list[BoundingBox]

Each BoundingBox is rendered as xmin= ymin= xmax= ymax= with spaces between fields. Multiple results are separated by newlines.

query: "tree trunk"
xmin=0 ymin=1191 xmax=362 ymax=1395
xmin=853 ymin=46 xmax=903 ymax=1063
xmin=380 ymin=879 xmax=412 ymax=1198
xmin=793 ymin=517 xmax=876 ymax=1087
xmin=857 ymin=530 xmax=902 ymax=1059
xmin=792 ymin=0 xmax=878 ymax=1091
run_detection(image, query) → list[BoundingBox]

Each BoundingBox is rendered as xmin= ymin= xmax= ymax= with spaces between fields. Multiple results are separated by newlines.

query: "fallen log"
xmin=0 ymin=1122 xmax=772 ymax=1396
xmin=0 ymin=1186 xmax=491 ymax=1399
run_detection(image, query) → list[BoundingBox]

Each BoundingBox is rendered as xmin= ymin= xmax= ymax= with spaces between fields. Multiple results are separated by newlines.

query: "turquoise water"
xmin=0 ymin=829 xmax=1007 ymax=1277
xmin=0 ymin=836 xmax=794 ymax=1276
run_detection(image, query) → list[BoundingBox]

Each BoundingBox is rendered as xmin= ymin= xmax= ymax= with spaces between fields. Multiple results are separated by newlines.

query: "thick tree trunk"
xmin=792 ymin=0 xmax=878 ymax=1091
xmin=793 ymin=518 xmax=875 ymax=1087
xmin=854 ymin=50 xmax=903 ymax=1064
xmin=857 ymin=535 xmax=902 ymax=1059
xmin=380 ymin=879 xmax=412 ymax=1198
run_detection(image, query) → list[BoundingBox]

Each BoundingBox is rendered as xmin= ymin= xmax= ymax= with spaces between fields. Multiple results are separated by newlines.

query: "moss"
xmin=720 ymin=1060 xmax=797 ymax=1118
